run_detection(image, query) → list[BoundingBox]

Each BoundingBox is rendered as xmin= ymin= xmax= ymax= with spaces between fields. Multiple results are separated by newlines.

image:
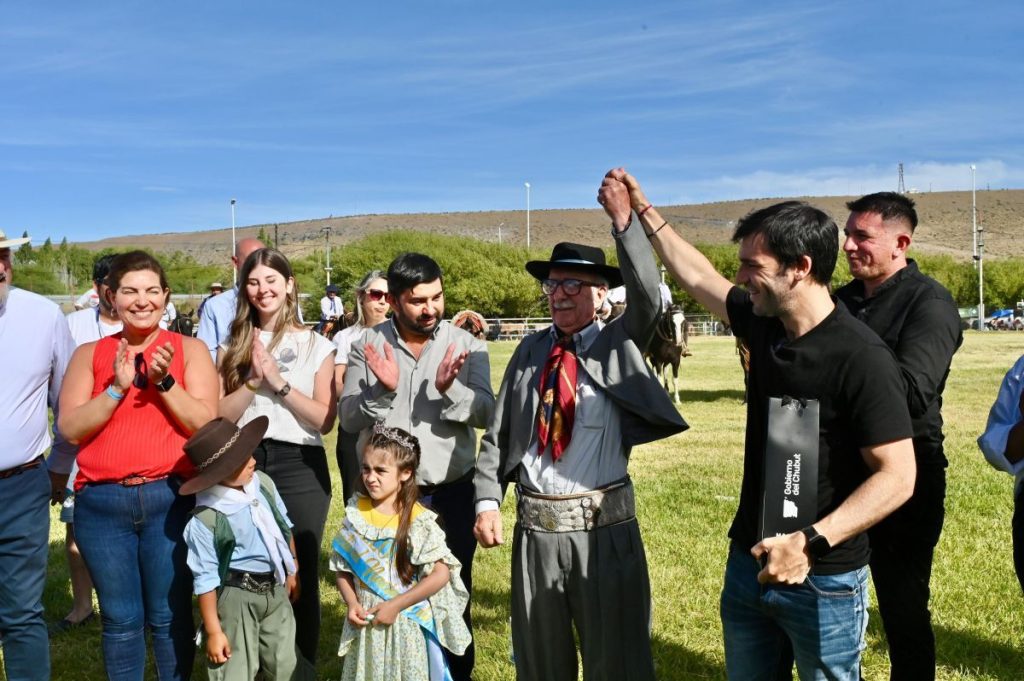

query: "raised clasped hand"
xmin=147 ymin=342 xmax=175 ymax=384
xmin=364 ymin=342 xmax=399 ymax=392
xmin=598 ymin=171 xmax=633 ymax=231
xmin=435 ymin=343 xmax=468 ymax=394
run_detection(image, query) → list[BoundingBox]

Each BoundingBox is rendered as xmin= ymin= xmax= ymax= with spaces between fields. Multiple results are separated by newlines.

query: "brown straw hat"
xmin=179 ymin=416 xmax=268 ymax=495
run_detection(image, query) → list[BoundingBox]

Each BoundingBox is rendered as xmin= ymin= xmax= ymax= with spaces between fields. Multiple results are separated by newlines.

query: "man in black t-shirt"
xmin=836 ymin=192 xmax=962 ymax=681
xmin=598 ymin=169 xmax=916 ymax=680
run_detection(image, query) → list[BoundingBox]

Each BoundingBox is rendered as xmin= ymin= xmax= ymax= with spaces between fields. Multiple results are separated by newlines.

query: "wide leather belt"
xmin=223 ymin=570 xmax=276 ymax=594
xmin=516 ymin=479 xmax=635 ymax=533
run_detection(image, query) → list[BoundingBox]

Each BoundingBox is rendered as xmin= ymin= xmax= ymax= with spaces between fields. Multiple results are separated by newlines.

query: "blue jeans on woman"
xmin=75 ymin=477 xmax=195 ymax=681
xmin=720 ymin=543 xmax=868 ymax=681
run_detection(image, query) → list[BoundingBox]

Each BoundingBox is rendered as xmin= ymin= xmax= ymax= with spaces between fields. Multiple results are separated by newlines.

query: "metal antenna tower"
xmin=897 ymin=163 xmax=906 ymax=194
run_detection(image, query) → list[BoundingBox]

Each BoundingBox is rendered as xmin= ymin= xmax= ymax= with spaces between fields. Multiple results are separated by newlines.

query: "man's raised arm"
xmin=599 ymin=168 xmax=733 ymax=321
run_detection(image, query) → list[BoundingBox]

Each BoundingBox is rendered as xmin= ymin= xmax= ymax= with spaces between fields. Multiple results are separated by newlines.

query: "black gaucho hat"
xmin=178 ymin=416 xmax=268 ymax=495
xmin=525 ymin=242 xmax=623 ymax=288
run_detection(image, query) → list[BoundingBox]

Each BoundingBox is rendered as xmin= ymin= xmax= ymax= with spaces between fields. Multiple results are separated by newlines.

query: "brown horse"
xmin=645 ymin=304 xmax=689 ymax=404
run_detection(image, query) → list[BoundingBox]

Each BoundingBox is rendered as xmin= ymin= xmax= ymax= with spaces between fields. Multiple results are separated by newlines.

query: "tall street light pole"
xmin=971 ymin=165 xmax=977 ymax=268
xmin=230 ymin=199 xmax=237 ymax=286
xmin=973 ymin=165 xmax=985 ymax=330
xmin=524 ymin=182 xmax=531 ymax=250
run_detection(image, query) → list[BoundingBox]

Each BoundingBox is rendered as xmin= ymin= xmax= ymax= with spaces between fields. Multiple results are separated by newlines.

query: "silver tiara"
xmin=372 ymin=421 xmax=417 ymax=452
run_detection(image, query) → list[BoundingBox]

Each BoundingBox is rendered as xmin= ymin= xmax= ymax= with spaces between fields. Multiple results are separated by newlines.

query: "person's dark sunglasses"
xmin=133 ymin=353 xmax=148 ymax=389
xmin=541 ymin=278 xmax=600 ymax=296
xmin=365 ymin=289 xmax=387 ymax=302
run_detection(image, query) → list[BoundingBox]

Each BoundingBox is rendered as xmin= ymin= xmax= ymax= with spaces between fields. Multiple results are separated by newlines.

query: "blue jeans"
xmin=0 ymin=463 xmax=51 ymax=681
xmin=75 ymin=477 xmax=195 ymax=681
xmin=720 ymin=544 xmax=868 ymax=681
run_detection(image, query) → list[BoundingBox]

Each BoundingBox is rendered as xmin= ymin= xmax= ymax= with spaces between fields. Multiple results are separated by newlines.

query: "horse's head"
xmin=659 ymin=304 xmax=686 ymax=347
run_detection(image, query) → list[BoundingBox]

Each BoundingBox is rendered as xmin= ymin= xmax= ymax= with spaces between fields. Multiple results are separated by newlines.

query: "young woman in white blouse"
xmin=332 ymin=269 xmax=390 ymax=501
xmin=217 ymin=248 xmax=336 ymax=669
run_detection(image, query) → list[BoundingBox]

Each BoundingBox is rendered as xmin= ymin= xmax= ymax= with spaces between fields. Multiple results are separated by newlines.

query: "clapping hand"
xmin=435 ymin=343 xmax=468 ymax=394
xmin=253 ymin=333 xmax=284 ymax=390
xmin=364 ymin=343 xmax=399 ymax=392
xmin=147 ymin=342 xmax=175 ymax=384
xmin=112 ymin=339 xmax=134 ymax=393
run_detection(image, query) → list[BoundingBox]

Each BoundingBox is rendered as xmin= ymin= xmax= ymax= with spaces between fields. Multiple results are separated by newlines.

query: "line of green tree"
xmin=12 ymin=230 xmax=1020 ymax=319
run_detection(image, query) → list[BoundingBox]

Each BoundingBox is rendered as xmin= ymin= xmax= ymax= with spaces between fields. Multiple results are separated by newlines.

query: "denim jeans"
xmin=0 ymin=463 xmax=51 ymax=681
xmin=721 ymin=544 xmax=868 ymax=681
xmin=75 ymin=477 xmax=195 ymax=681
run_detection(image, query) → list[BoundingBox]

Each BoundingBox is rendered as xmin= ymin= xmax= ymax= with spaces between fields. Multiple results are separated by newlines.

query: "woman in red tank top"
xmin=57 ymin=251 xmax=218 ymax=681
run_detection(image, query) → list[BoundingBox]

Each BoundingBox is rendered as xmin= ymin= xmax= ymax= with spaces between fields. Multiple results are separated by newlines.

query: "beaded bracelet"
xmin=106 ymin=385 xmax=125 ymax=401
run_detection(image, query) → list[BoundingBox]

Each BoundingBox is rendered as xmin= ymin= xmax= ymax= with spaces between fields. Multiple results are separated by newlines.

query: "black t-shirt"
xmin=726 ymin=287 xmax=913 ymax=573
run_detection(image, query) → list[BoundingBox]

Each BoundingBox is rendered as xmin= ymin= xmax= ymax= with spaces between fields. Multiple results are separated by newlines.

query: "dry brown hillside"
xmin=78 ymin=189 xmax=1022 ymax=262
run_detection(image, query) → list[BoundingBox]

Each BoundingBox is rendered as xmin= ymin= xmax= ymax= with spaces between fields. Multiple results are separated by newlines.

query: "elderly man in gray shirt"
xmin=340 ymin=252 xmax=494 ymax=681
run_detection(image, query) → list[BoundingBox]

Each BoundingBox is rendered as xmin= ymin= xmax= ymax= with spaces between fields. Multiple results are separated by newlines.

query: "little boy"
xmin=180 ymin=416 xmax=300 ymax=681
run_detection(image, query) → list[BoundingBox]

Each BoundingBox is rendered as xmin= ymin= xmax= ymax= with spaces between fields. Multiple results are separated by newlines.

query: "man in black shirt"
xmin=599 ymin=169 xmax=916 ymax=680
xmin=835 ymin=192 xmax=962 ymax=681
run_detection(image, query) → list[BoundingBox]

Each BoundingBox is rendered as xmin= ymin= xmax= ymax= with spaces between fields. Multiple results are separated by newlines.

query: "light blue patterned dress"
xmin=330 ymin=497 xmax=471 ymax=681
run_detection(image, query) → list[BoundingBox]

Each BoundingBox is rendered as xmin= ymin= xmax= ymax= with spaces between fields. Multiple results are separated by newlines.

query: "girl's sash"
xmin=333 ymin=519 xmax=452 ymax=681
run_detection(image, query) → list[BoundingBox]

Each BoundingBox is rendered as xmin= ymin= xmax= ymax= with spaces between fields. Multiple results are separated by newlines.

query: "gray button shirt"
xmin=340 ymin=318 xmax=494 ymax=486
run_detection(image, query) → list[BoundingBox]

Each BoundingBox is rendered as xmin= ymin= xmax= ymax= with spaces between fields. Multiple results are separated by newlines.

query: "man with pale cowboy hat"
xmin=474 ymin=223 xmax=688 ymax=679
xmin=197 ymin=281 xmax=225 ymax=321
xmin=0 ymin=228 xmax=76 ymax=681
xmin=181 ymin=415 xmax=302 ymax=681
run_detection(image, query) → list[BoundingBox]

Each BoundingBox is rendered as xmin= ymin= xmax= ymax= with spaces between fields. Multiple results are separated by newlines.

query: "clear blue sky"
xmin=2 ymin=1 xmax=1021 ymax=243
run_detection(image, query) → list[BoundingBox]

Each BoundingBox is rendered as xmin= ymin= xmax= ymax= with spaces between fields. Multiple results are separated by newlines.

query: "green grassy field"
xmin=35 ymin=332 xmax=1024 ymax=680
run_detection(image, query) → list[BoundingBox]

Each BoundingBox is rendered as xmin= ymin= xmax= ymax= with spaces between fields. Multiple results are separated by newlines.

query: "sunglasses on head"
xmin=133 ymin=353 xmax=148 ymax=389
xmin=365 ymin=289 xmax=387 ymax=302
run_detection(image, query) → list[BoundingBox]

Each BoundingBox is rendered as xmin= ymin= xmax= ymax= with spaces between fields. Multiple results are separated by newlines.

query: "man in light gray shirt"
xmin=340 ymin=252 xmax=494 ymax=681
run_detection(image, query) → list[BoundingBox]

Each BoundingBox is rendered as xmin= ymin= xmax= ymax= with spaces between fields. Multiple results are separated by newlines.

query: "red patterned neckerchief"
xmin=535 ymin=335 xmax=578 ymax=461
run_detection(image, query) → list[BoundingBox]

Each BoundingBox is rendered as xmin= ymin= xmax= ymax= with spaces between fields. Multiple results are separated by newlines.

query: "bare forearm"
xmin=58 ymin=393 xmax=120 ymax=444
xmin=197 ymin=591 xmax=222 ymax=635
xmin=387 ymin=562 xmax=450 ymax=612
xmin=816 ymin=465 xmax=915 ymax=546
xmin=337 ymin=572 xmax=359 ymax=608
xmin=219 ymin=386 xmax=256 ymax=423
xmin=640 ymin=207 xmax=732 ymax=320
xmin=277 ymin=388 xmax=335 ymax=434
xmin=160 ymin=388 xmax=216 ymax=435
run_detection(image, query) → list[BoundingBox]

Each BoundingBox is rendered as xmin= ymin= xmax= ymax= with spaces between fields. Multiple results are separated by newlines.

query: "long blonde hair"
xmin=220 ymin=248 xmax=303 ymax=394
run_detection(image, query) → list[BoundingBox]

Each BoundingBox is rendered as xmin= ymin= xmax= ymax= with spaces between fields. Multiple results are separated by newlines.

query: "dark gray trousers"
xmin=511 ymin=518 xmax=655 ymax=681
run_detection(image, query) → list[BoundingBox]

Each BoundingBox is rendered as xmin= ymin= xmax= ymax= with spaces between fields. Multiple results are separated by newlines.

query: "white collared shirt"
xmin=476 ymin=321 xmax=626 ymax=514
xmin=0 ymin=288 xmax=76 ymax=472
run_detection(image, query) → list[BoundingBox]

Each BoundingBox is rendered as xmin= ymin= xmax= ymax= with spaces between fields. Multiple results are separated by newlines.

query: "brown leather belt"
xmin=0 ymin=455 xmax=44 ymax=480
xmin=118 ymin=474 xmax=170 ymax=487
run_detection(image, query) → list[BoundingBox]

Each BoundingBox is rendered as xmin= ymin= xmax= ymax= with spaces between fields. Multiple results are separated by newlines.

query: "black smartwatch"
xmin=154 ymin=375 xmax=176 ymax=393
xmin=801 ymin=526 xmax=832 ymax=561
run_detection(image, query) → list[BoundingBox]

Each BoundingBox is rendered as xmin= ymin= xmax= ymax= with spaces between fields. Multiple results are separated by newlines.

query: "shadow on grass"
xmin=679 ymin=388 xmax=747 ymax=403
xmin=934 ymin=624 xmax=1020 ymax=680
xmin=863 ymin=606 xmax=1022 ymax=681
xmin=652 ymin=634 xmax=725 ymax=680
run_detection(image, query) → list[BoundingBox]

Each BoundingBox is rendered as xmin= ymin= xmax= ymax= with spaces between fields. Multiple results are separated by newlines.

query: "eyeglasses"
xmin=133 ymin=353 xmax=148 ymax=389
xmin=541 ymin=278 xmax=601 ymax=296
xmin=365 ymin=289 xmax=387 ymax=302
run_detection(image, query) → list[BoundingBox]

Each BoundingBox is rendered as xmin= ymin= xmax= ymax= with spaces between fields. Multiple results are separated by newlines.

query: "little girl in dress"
xmin=331 ymin=422 xmax=471 ymax=681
